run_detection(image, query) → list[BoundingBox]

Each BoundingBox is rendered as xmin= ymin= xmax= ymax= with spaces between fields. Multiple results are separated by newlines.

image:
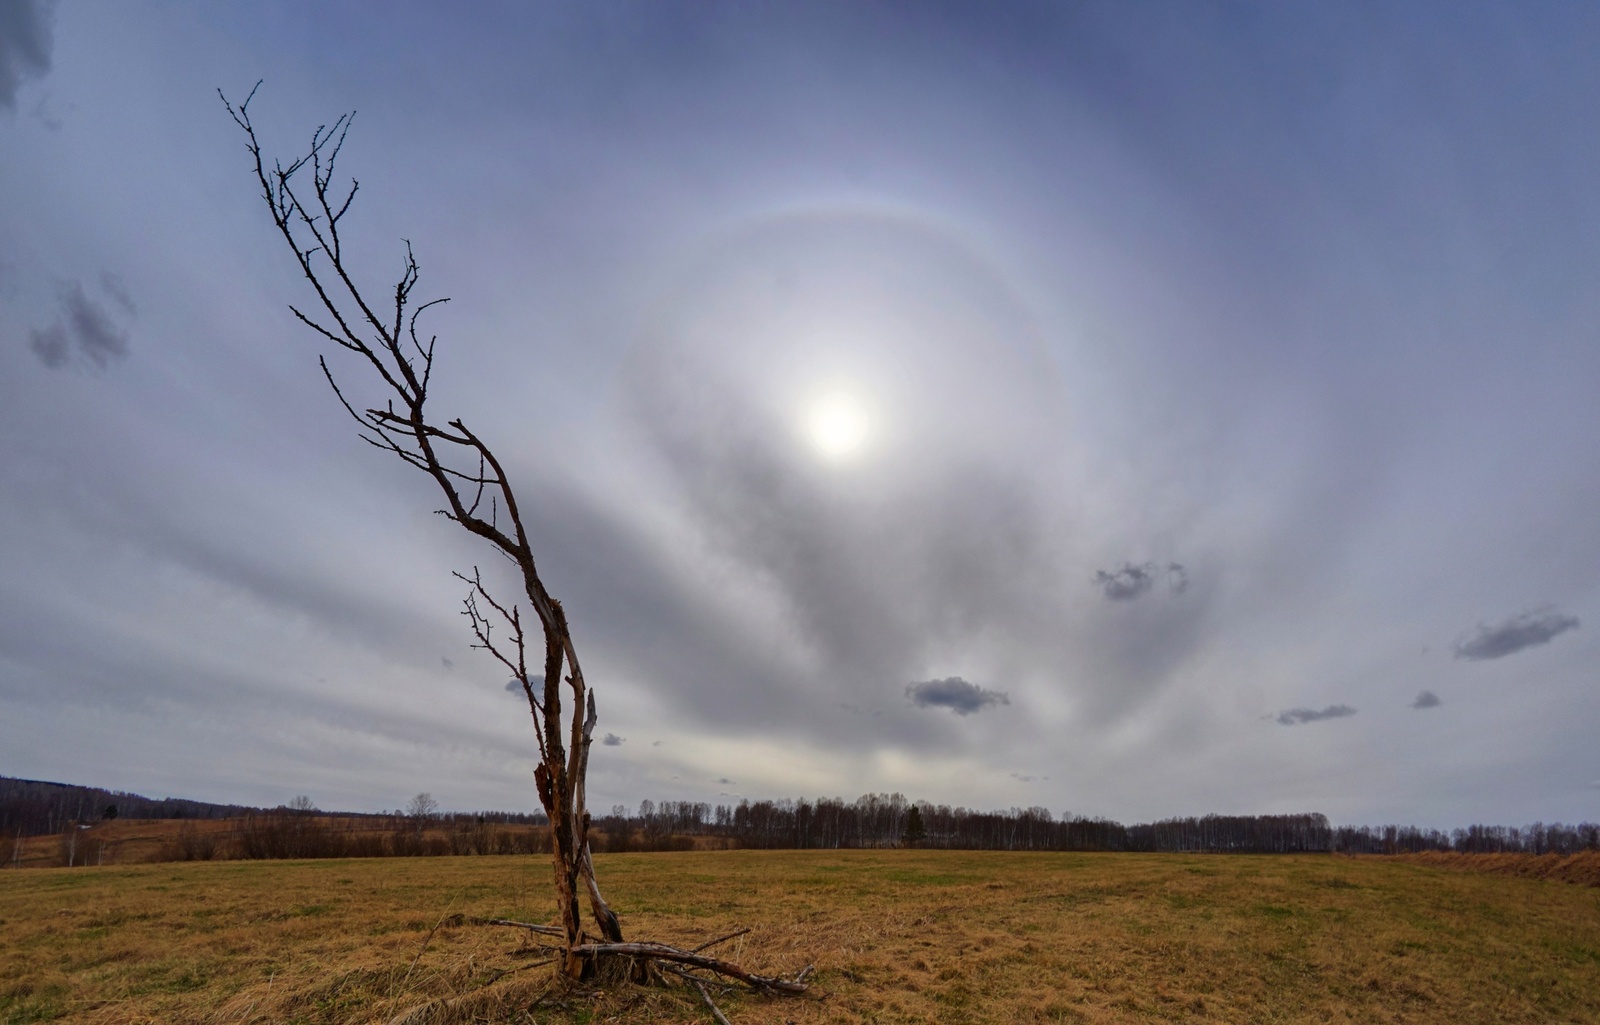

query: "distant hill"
xmin=0 ymin=775 xmax=258 ymax=838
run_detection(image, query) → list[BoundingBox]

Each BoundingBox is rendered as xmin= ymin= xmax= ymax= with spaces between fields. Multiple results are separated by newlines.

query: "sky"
xmin=2 ymin=1 xmax=1597 ymax=828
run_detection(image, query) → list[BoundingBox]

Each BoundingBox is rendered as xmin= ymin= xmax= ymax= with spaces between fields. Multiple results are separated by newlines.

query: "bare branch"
xmin=569 ymin=942 xmax=810 ymax=994
xmin=692 ymin=928 xmax=752 ymax=953
xmin=690 ymin=977 xmax=733 ymax=1025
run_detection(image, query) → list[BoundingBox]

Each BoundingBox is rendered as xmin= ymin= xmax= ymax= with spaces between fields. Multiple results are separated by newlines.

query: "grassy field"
xmin=3 ymin=850 xmax=1598 ymax=1025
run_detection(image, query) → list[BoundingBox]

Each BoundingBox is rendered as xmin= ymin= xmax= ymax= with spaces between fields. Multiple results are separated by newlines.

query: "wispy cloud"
xmin=0 ymin=0 xmax=54 ymax=112
xmin=602 ymin=733 xmax=624 ymax=746
xmin=1411 ymin=690 xmax=1441 ymax=709
xmin=28 ymin=280 xmax=131 ymax=370
xmin=1275 ymin=704 xmax=1356 ymax=725
xmin=1453 ymin=609 xmax=1580 ymax=661
xmin=906 ymin=677 xmax=1009 ymax=716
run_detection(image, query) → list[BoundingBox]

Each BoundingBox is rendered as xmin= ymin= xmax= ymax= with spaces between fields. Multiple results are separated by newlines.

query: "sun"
xmin=806 ymin=390 xmax=869 ymax=459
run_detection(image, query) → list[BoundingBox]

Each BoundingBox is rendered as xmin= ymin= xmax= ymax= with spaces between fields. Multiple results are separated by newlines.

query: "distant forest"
xmin=4 ymin=776 xmax=1596 ymax=859
xmin=0 ymin=776 xmax=543 ymax=840
xmin=601 ymin=796 xmax=1600 ymax=856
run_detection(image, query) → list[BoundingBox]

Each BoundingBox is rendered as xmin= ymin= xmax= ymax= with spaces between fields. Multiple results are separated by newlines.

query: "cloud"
xmin=1094 ymin=561 xmax=1188 ymax=601
xmin=1094 ymin=563 xmax=1155 ymax=600
xmin=1275 ymin=704 xmax=1357 ymax=725
xmin=714 ymin=777 xmax=733 ymax=784
xmin=440 ymin=656 xmax=454 ymax=669
xmin=1010 ymin=772 xmax=1036 ymax=782
xmin=1452 ymin=609 xmax=1580 ymax=661
xmin=0 ymin=0 xmax=53 ymax=112
xmin=602 ymin=732 xmax=624 ymax=746
xmin=29 ymin=281 xmax=131 ymax=370
xmin=504 ymin=678 xmax=523 ymax=693
xmin=1411 ymin=690 xmax=1441 ymax=709
xmin=906 ymin=676 xmax=1010 ymax=716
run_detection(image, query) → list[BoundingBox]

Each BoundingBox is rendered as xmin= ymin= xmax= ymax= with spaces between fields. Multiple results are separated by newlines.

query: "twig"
xmin=692 ymin=927 xmax=751 ymax=953
xmin=464 ymin=915 xmax=565 ymax=937
xmin=399 ymin=909 xmax=454 ymax=992
xmin=690 ymin=977 xmax=733 ymax=1025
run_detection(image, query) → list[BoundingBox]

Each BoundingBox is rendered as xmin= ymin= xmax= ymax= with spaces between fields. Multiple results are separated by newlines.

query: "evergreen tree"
xmin=902 ymin=804 xmax=927 ymax=847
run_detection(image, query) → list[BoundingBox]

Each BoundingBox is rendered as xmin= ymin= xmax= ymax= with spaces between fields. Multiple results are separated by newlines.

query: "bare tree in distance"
xmin=220 ymin=85 xmax=809 ymax=1000
xmin=405 ymin=792 xmax=438 ymax=821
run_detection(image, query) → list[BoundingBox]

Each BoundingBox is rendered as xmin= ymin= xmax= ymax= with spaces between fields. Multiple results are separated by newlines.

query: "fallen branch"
xmin=692 ymin=926 xmax=751 ymax=953
xmin=571 ymin=941 xmax=809 ymax=994
xmin=690 ymin=977 xmax=734 ymax=1025
xmin=462 ymin=915 xmax=565 ymax=937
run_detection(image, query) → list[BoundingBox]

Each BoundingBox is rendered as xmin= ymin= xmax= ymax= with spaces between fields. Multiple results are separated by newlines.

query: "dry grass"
xmin=3 ymin=850 xmax=1598 ymax=1024
xmin=1395 ymin=850 xmax=1600 ymax=888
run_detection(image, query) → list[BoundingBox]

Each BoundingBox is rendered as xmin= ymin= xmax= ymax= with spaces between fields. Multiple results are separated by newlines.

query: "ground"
xmin=2 ymin=850 xmax=1598 ymax=1024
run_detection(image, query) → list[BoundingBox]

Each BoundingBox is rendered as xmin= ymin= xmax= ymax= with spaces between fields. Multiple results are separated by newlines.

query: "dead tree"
xmin=221 ymin=86 xmax=807 ymax=998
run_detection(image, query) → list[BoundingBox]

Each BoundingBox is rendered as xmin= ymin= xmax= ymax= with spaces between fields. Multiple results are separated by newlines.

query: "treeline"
xmin=0 ymin=776 xmax=255 ymax=836
xmin=0 ymin=775 xmax=546 ymax=840
xmin=591 ymin=796 xmax=1336 ymax=853
xmin=164 ymin=810 xmax=552 ymax=862
xmin=592 ymin=795 xmax=1600 ymax=857
xmin=9 ymin=775 xmax=1598 ymax=862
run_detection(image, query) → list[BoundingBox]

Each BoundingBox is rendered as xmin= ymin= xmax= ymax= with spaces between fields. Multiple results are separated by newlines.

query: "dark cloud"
xmin=1094 ymin=563 xmax=1154 ymax=600
xmin=1411 ymin=690 xmax=1441 ymax=709
xmin=504 ymin=678 xmax=523 ymax=693
xmin=440 ymin=656 xmax=454 ymax=669
xmin=26 ymin=323 xmax=69 ymax=368
xmin=1094 ymin=562 xmax=1189 ymax=601
xmin=714 ymin=777 xmax=733 ymax=784
xmin=28 ymin=281 xmax=131 ymax=370
xmin=1275 ymin=704 xmax=1356 ymax=725
xmin=1452 ymin=609 xmax=1580 ymax=661
xmin=906 ymin=676 xmax=1009 ymax=716
xmin=602 ymin=733 xmax=624 ymax=746
xmin=0 ymin=0 xmax=53 ymax=111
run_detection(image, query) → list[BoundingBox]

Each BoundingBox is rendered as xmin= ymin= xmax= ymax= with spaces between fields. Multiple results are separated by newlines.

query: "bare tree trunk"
xmin=223 ymin=87 xmax=808 ymax=1000
xmin=222 ymin=85 xmax=623 ymax=976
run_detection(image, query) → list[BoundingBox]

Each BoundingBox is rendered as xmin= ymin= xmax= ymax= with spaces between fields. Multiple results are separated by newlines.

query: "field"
xmin=3 ymin=850 xmax=1599 ymax=1025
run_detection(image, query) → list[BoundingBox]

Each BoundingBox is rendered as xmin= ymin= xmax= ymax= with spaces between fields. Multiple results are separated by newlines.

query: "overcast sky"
xmin=3 ymin=1 xmax=1597 ymax=828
